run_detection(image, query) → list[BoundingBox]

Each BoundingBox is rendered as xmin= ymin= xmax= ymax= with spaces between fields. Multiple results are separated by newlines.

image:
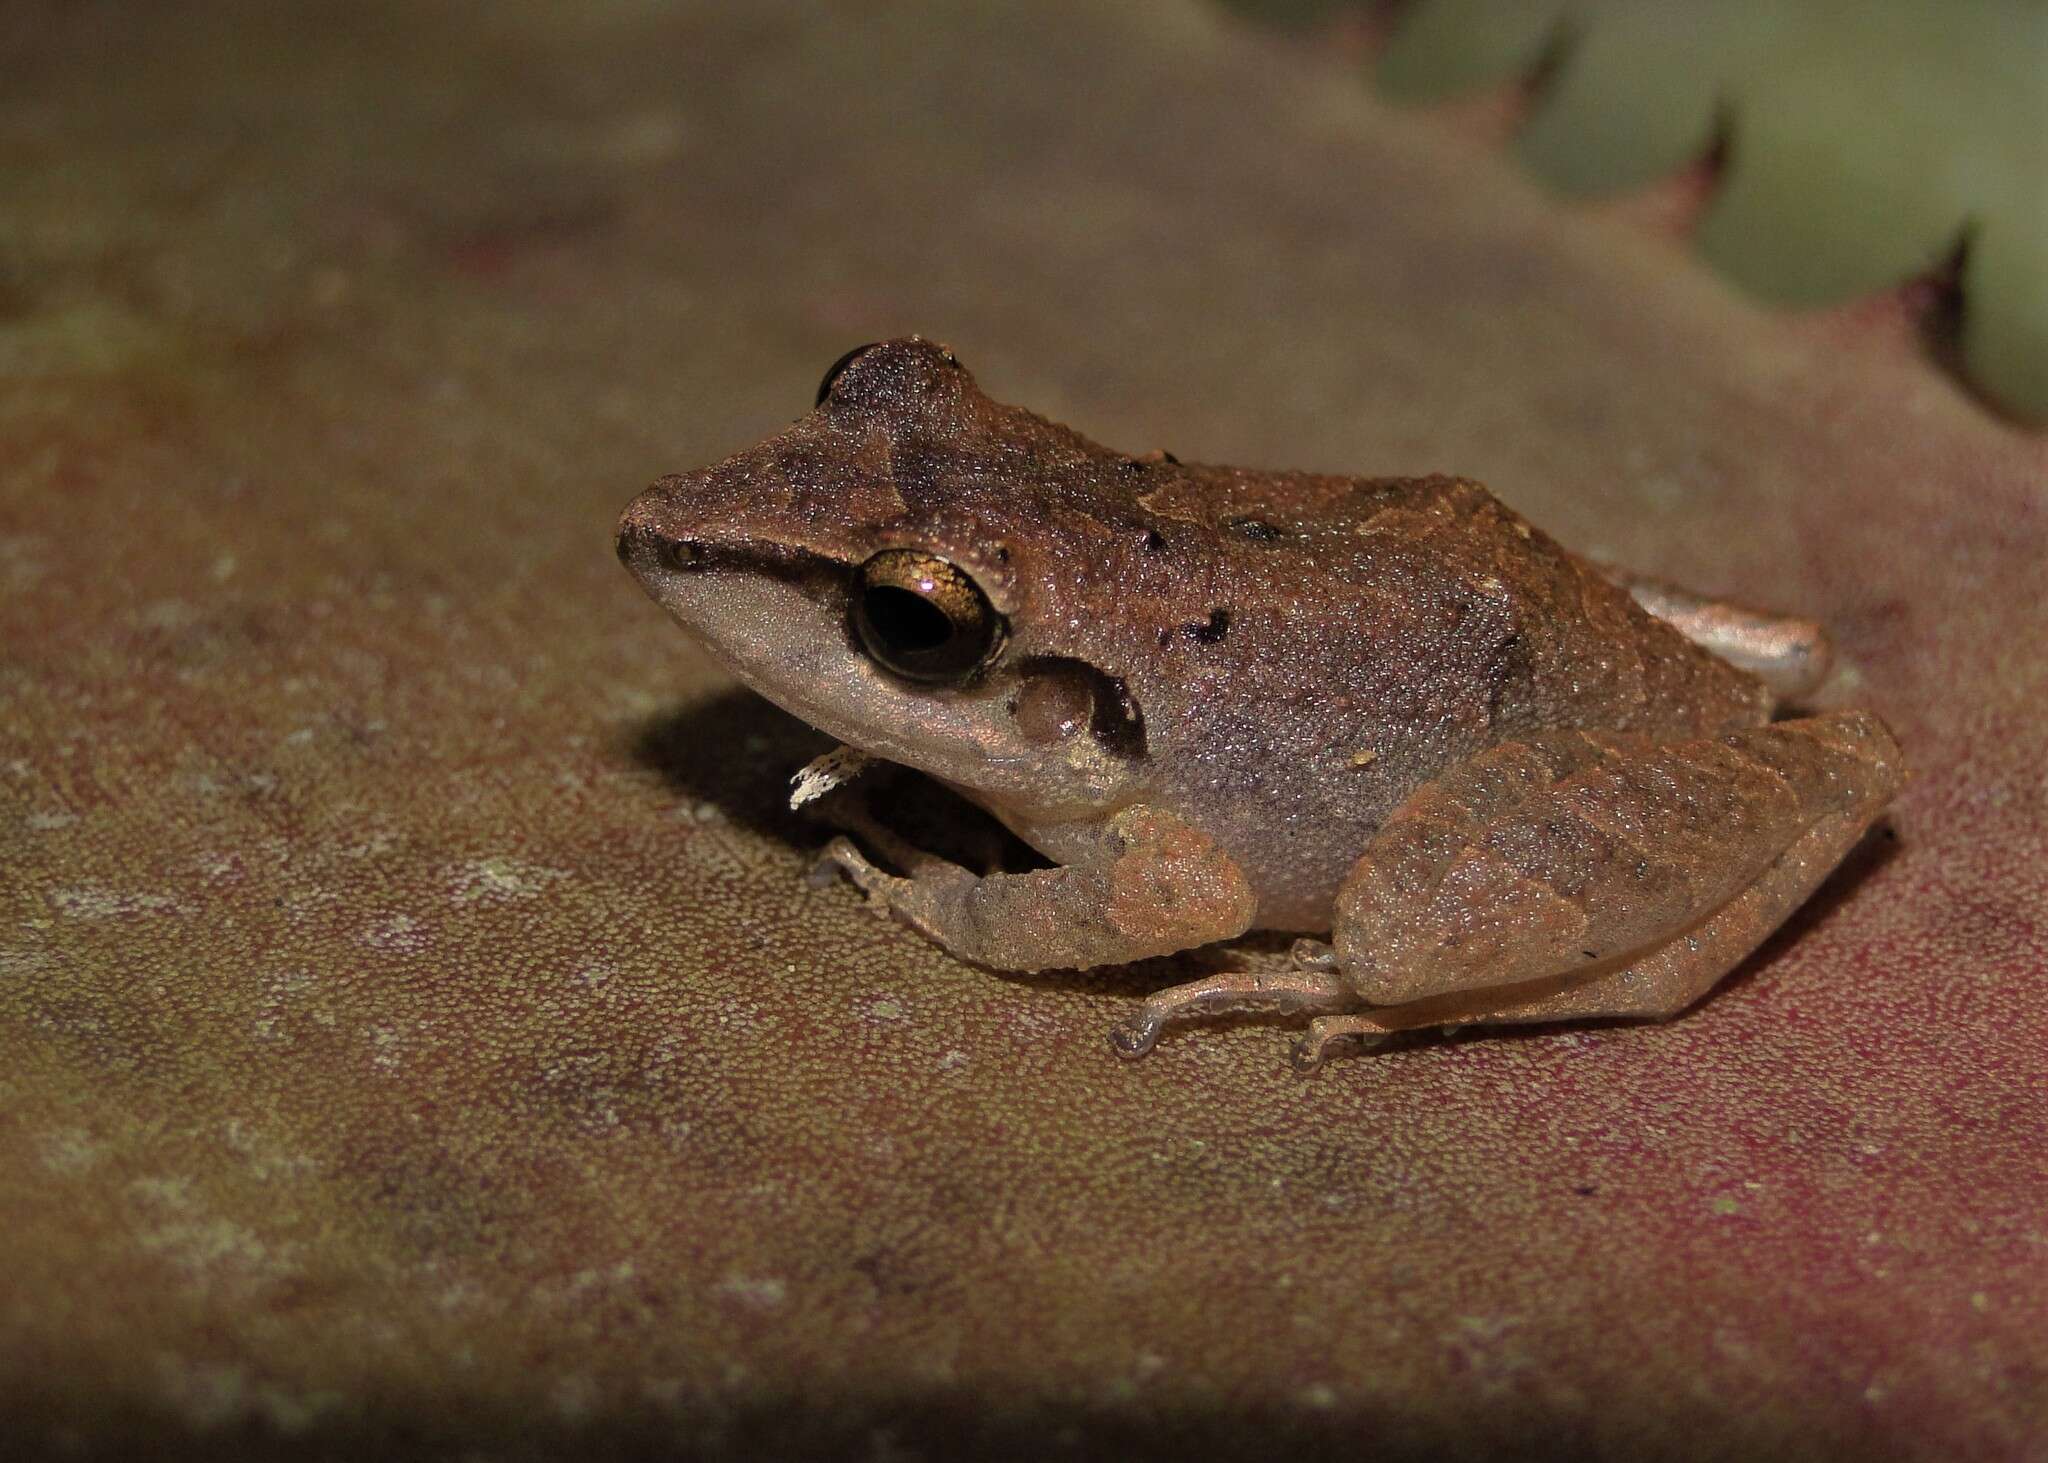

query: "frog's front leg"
xmin=811 ymin=802 xmax=1259 ymax=975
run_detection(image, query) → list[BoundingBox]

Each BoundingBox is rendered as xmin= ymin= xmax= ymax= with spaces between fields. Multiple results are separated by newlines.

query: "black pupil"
xmin=862 ymin=585 xmax=955 ymax=654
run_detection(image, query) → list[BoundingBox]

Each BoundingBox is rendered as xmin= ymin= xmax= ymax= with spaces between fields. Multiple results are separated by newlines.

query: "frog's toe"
xmin=807 ymin=836 xmax=893 ymax=898
xmin=1107 ymin=1011 xmax=1162 ymax=1059
xmin=1292 ymin=1014 xmax=1394 ymax=1072
xmin=1287 ymin=1033 xmax=1329 ymax=1075
xmin=1290 ymin=938 xmax=1339 ymax=973
xmin=804 ymin=836 xmax=856 ymax=886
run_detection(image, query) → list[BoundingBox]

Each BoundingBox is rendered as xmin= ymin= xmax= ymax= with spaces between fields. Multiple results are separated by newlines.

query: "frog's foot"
xmin=812 ymin=832 xmax=1017 ymax=970
xmin=808 ymin=835 xmax=903 ymax=900
xmin=806 ymin=785 xmax=989 ymax=949
xmin=806 ymin=788 xmax=966 ymax=885
xmin=808 ymin=833 xmax=980 ymax=944
xmin=818 ymin=803 xmax=1259 ymax=985
xmin=815 ymin=779 xmax=1013 ymax=878
xmin=1291 ymin=938 xmax=1340 ymax=973
xmin=1289 ymin=1014 xmax=1400 ymax=1073
xmin=1109 ymin=967 xmax=1352 ymax=1059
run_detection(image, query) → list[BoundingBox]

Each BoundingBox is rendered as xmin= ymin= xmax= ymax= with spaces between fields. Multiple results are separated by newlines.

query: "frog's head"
xmin=617 ymin=338 xmax=1170 ymax=822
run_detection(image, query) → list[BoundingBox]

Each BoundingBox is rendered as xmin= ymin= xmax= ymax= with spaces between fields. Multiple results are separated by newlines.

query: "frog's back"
xmin=1119 ymin=468 xmax=1773 ymax=928
xmin=1304 ymin=472 xmax=1769 ymax=738
xmin=1130 ymin=467 xmax=1768 ymax=738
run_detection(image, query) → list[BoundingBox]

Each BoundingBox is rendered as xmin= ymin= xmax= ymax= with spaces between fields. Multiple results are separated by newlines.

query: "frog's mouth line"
xmin=624 ymin=532 xmax=1033 ymax=779
xmin=621 ymin=528 xmax=853 ymax=597
xmin=619 ymin=512 xmax=1152 ymax=828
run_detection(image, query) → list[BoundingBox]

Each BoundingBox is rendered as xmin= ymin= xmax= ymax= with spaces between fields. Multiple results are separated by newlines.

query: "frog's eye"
xmin=815 ymin=342 xmax=882 ymax=406
xmin=852 ymin=550 xmax=1003 ymax=683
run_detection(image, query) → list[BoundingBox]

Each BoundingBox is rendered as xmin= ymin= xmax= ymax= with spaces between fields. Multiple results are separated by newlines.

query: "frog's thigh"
xmin=1334 ymin=713 xmax=1902 ymax=1014
xmin=820 ymin=803 xmax=1257 ymax=973
xmin=1452 ymin=790 xmax=1892 ymax=1027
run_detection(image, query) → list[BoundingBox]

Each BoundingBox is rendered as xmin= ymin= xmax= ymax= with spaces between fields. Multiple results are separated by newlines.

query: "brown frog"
xmin=616 ymin=339 xmax=1902 ymax=1068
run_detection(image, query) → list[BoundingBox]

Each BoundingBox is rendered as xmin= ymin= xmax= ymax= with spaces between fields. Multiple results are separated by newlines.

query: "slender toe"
xmin=1288 ymin=1036 xmax=1326 ymax=1074
xmin=1107 ymin=1014 xmax=1160 ymax=1058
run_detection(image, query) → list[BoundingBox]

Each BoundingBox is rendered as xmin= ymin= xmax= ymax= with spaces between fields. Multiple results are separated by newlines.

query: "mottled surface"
xmin=2 ymin=2 xmax=2043 ymax=1459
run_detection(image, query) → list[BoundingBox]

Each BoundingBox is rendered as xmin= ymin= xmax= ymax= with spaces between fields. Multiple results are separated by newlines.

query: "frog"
xmin=616 ymin=338 xmax=1903 ymax=1068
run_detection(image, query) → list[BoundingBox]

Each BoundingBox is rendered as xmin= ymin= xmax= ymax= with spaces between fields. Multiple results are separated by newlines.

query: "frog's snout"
xmin=613 ymin=502 xmax=661 ymax=575
xmin=615 ymin=476 xmax=711 ymax=580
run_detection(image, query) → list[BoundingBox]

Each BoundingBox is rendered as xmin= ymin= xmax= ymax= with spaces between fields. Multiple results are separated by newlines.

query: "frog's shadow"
xmin=627 ymin=685 xmax=1059 ymax=870
xmin=627 ymin=689 xmax=1908 ymax=1042
xmin=626 ymin=687 xmax=836 ymax=852
xmin=626 ymin=688 xmax=1176 ymax=999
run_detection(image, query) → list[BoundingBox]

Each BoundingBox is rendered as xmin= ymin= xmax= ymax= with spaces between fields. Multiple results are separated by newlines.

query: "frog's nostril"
xmin=614 ymin=516 xmax=703 ymax=575
xmin=659 ymin=538 xmax=706 ymax=573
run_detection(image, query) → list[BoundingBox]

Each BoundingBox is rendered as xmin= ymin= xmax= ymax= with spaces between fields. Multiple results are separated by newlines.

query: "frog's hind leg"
xmin=1443 ymin=781 xmax=1890 ymax=1027
xmin=1289 ymin=777 xmax=1892 ymax=1070
xmin=1320 ymin=711 xmax=1902 ymax=1049
xmin=1107 ymin=965 xmax=1353 ymax=1058
xmin=1598 ymin=564 xmax=1833 ymax=701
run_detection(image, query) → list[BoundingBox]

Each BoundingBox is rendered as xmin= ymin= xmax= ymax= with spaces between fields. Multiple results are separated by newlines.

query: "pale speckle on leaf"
xmin=51 ymin=884 xmax=180 ymax=919
xmin=40 ymin=1126 xmax=108 ymax=1174
xmin=449 ymin=856 xmax=570 ymax=903
xmin=714 ymin=1274 xmax=786 ymax=1309
xmin=360 ymin=913 xmax=428 ymax=951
